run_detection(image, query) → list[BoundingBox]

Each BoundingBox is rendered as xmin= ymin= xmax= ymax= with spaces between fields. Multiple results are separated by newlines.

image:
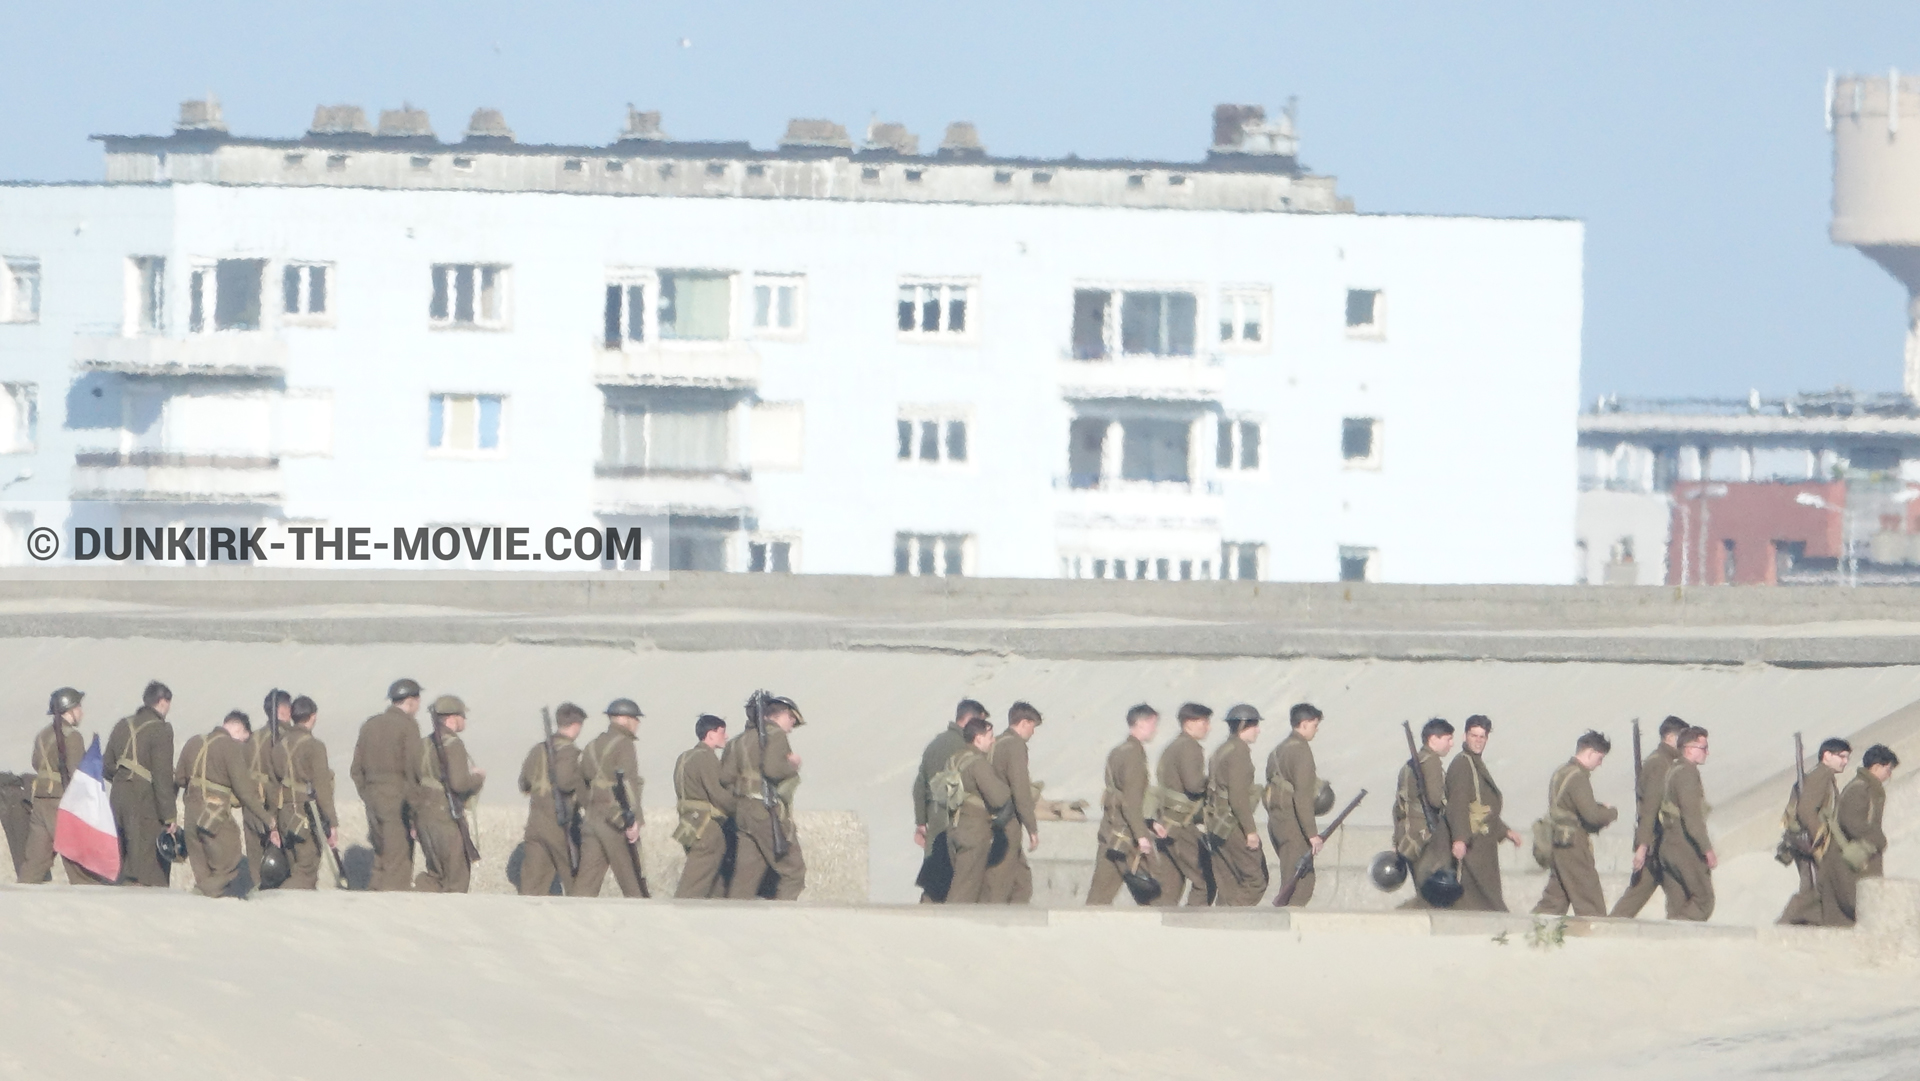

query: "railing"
xmin=71 ymin=450 xmax=281 ymax=503
xmin=72 ymin=332 xmax=286 ymax=377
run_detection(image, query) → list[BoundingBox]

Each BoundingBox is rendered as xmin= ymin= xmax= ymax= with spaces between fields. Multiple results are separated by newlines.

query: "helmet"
xmin=388 ymin=678 xmax=422 ymax=702
xmin=256 ymin=844 xmax=291 ymax=890
xmin=1120 ymin=861 xmax=1163 ymax=905
xmin=605 ymin=698 xmax=643 ymax=719
xmin=430 ymin=694 xmax=467 ymax=717
xmin=1223 ymin=704 xmax=1262 ymax=725
xmin=1419 ymin=866 xmax=1464 ymax=908
xmin=1368 ymin=850 xmax=1408 ymax=892
xmin=156 ymin=831 xmax=188 ymax=866
xmin=767 ymin=695 xmax=805 ymax=726
xmin=1314 ymin=781 xmax=1336 ymax=817
xmin=46 ymin=687 xmax=83 ymax=716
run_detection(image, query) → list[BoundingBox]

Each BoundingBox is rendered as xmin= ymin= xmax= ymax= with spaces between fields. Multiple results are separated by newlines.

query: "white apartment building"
xmin=0 ymin=99 xmax=1584 ymax=579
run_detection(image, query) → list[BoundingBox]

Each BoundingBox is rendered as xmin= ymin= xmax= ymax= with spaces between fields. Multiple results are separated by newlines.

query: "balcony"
xmin=592 ymin=342 xmax=760 ymax=389
xmin=1057 ymin=353 xmax=1224 ymax=402
xmin=73 ymin=333 xmax=287 ymax=378
xmin=592 ymin=464 xmax=753 ymax=517
xmin=71 ymin=451 xmax=282 ymax=503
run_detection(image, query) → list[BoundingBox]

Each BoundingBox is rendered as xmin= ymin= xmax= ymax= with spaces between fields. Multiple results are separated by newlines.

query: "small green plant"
xmin=1526 ymin=916 xmax=1568 ymax=950
xmin=1491 ymin=930 xmax=1510 ymax=946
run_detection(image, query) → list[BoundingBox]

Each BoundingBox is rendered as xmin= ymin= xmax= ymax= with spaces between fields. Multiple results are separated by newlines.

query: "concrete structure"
xmin=1831 ymin=71 xmax=1920 ymax=397
xmin=0 ymin=98 xmax=1584 ymax=581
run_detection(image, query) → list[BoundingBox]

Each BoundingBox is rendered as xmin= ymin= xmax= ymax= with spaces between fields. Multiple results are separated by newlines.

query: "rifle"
xmin=306 ymin=781 xmax=348 ymax=889
xmin=1400 ymin=721 xmax=1440 ymax=839
xmin=541 ymin=708 xmax=581 ymax=876
xmin=611 ymin=768 xmax=652 ymax=898
xmin=747 ymin=690 xmax=791 ymax=861
xmin=263 ymin=688 xmax=288 ymax=751
xmin=1786 ymin=732 xmax=1816 ymax=860
xmin=430 ymin=723 xmax=482 ymax=863
xmin=1273 ymin=789 xmax=1367 ymax=907
xmin=1627 ymin=718 xmax=1644 ymax=887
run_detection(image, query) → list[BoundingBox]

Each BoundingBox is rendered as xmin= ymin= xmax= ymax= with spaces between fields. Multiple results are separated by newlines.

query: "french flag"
xmin=53 ymin=735 xmax=121 ymax=883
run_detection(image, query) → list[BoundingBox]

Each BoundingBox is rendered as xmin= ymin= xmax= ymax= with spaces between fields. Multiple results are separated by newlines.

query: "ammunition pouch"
xmin=1154 ymin=787 xmax=1203 ymax=829
xmin=674 ymin=798 xmax=721 ymax=849
xmin=1263 ymin=774 xmax=1294 ymax=812
xmin=1529 ymin=817 xmax=1553 ymax=869
xmin=1840 ymin=837 xmax=1875 ymax=873
xmin=1467 ymin=800 xmax=1492 ymax=837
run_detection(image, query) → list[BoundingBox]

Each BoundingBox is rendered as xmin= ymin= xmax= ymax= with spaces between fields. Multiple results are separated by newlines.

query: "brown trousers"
xmin=728 ymin=804 xmax=804 ymax=900
xmin=576 ymin=817 xmax=647 ymax=898
xmin=519 ymin=815 xmax=576 ymax=897
xmin=362 ymin=785 xmax=414 ymax=892
xmin=1609 ymin=852 xmax=1683 ymax=918
xmin=1533 ymin=839 xmax=1606 ymax=917
xmin=1271 ymin=828 xmax=1315 ymax=908
xmin=1210 ymin=835 xmax=1269 ymax=906
xmin=282 ymin=829 xmax=326 ymax=890
xmin=18 ymin=798 xmax=107 ymax=885
xmin=946 ymin=812 xmax=995 ymax=904
xmin=193 ymin=811 xmax=245 ymax=898
xmin=109 ymin=780 xmax=169 ymax=887
xmin=1455 ymin=835 xmax=1508 ymax=912
xmin=1658 ymin=841 xmax=1714 ymax=921
xmin=1780 ymin=852 xmax=1849 ymax=926
xmin=1153 ymin=824 xmax=1212 ymax=906
xmin=983 ymin=826 xmax=1033 ymax=904
xmin=674 ymin=818 xmax=728 ymax=899
xmin=412 ymin=812 xmax=471 ymax=893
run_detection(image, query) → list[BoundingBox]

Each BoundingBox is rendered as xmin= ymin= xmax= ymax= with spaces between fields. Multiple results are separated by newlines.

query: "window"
xmin=861 ymin=167 xmax=881 ymax=182
xmin=751 ymin=275 xmax=805 ymax=338
xmin=993 ymin=171 xmax=1013 ymax=185
xmin=0 ymin=384 xmax=36 ymax=453
xmin=326 ymin=154 xmax=348 ymax=171
xmin=282 ymin=263 xmax=330 ymax=321
xmin=2 ymin=259 xmax=41 ymax=324
xmin=1339 ymin=545 xmax=1376 ymax=583
xmin=1032 ymin=171 xmax=1052 ymax=184
xmin=897 ymin=281 xmax=971 ymax=339
xmin=428 ymin=394 xmax=504 ymax=455
xmin=564 ymin=159 xmax=584 ymax=172
xmin=1222 ymin=542 xmax=1265 ymax=581
xmin=430 ymin=264 xmax=508 ymax=329
xmin=1062 ymin=553 xmax=1211 ymax=580
xmin=896 ymin=410 xmax=969 ymax=465
xmin=1072 ymin=287 xmax=1197 ymax=359
xmin=605 ymin=160 xmax=624 ymax=173
xmin=1219 ymin=287 xmax=1268 ymax=348
xmin=604 ymin=280 xmax=646 ymax=348
xmin=1721 ymin=538 xmax=1737 ymax=585
xmin=1127 ymin=174 xmax=1145 ymax=188
xmin=706 ymin=162 xmax=727 ymax=177
xmin=1346 ymin=288 xmax=1385 ymax=339
xmin=1068 ymin=417 xmax=1108 ymax=489
xmin=747 ymin=164 xmax=766 ymax=177
xmin=659 ymin=270 xmax=731 ymax=340
xmin=129 ymin=257 xmax=165 ymax=334
xmin=1216 ymin=417 xmax=1261 ymax=471
xmin=452 ymin=157 xmax=475 ymax=171
xmin=187 ymin=259 xmax=266 ymax=334
xmin=410 ymin=156 xmax=432 ymax=170
xmin=1342 ymin=417 xmax=1381 ymax=468
xmin=602 ymin=394 xmax=732 ymax=472
xmin=285 ymin=153 xmax=307 ymax=168
xmin=894 ymin=533 xmax=970 ymax=577
xmin=1121 ymin=418 xmax=1190 ymax=483
xmin=747 ymin=534 xmax=796 ymax=573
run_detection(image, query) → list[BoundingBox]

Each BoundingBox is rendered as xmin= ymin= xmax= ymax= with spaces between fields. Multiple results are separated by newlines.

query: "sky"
xmin=2 ymin=1 xmax=1918 ymax=401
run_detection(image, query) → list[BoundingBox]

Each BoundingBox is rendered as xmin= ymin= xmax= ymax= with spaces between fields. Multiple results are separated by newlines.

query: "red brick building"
xmin=1666 ymin=480 xmax=1844 ymax=585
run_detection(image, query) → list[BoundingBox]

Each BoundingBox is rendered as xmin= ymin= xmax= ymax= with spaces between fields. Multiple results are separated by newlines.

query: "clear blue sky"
xmin=4 ymin=1 xmax=1917 ymax=401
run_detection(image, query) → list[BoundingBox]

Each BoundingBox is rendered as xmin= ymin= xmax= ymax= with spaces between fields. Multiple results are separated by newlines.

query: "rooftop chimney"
xmin=618 ymin=106 xmax=667 ymax=142
xmin=376 ymin=106 xmax=433 ymax=138
xmin=937 ymin=121 xmax=984 ymax=160
xmin=465 ymin=108 xmax=514 ymax=142
xmin=865 ymin=120 xmax=919 ymax=156
xmin=1210 ymin=103 xmax=1297 ymax=157
xmin=780 ymin=119 xmax=853 ymax=150
xmin=175 ymin=96 xmax=226 ymax=133
xmin=308 ymin=105 xmax=370 ymax=135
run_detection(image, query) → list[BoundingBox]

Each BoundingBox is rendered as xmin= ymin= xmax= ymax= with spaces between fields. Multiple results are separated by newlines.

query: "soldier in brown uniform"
xmin=1610 ymin=716 xmax=1688 ymax=918
xmin=105 ymin=681 xmax=177 ymax=887
xmin=350 ymin=679 xmax=425 ymax=891
xmin=578 ymin=698 xmax=648 ymax=898
xmin=19 ymin=687 xmax=105 ymax=885
xmin=244 ymin=691 xmax=291 ymax=892
xmin=517 ymin=702 xmax=586 ymax=897
xmin=1267 ymin=703 xmax=1327 ymax=908
xmin=413 ymin=695 xmax=485 ymax=894
xmin=183 ymin=711 xmax=279 ymax=898
xmin=983 ymin=702 xmax=1043 ymax=904
xmin=272 ymin=695 xmax=338 ymax=890
xmin=1445 ymin=715 xmax=1523 ymax=911
xmin=1656 ymin=726 xmax=1716 ymax=921
xmin=672 ymin=714 xmax=735 ymax=899
xmin=1533 ymin=730 xmax=1618 ymax=917
xmin=946 ymin=717 xmax=1015 ymax=903
xmin=724 ymin=694 xmax=807 ymax=900
xmin=914 ymin=699 xmax=986 ymax=902
xmin=1394 ymin=719 xmax=1455 ymax=906
xmin=1150 ymin=703 xmax=1213 ymax=906
xmin=1836 ymin=744 xmax=1898 ymax=923
xmin=1087 ymin=704 xmax=1160 ymax=905
xmin=1780 ymin=738 xmax=1852 ymax=926
xmin=1205 ymin=705 xmax=1266 ymax=906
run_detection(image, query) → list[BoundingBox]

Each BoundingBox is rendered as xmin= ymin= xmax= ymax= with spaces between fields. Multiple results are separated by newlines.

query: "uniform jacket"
xmin=1266 ymin=733 xmax=1320 ymax=844
xmin=105 ymin=706 xmax=176 ymax=825
xmin=1099 ymin=735 xmax=1151 ymax=847
xmin=990 ymin=730 xmax=1038 ymax=836
xmin=350 ymin=706 xmax=422 ymax=795
xmin=1445 ymin=750 xmax=1506 ymax=842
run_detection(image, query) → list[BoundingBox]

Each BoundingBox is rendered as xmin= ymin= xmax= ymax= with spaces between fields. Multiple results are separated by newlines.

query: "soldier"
xmin=19 ymin=687 xmax=105 ymax=885
xmin=1656 ymin=725 xmax=1715 ymax=921
xmin=272 ymin=695 xmax=338 ymax=890
xmin=1836 ymin=743 xmax=1898 ymax=923
xmin=104 ymin=680 xmax=177 ymax=887
xmin=945 ymin=717 xmax=1014 ymax=903
xmin=1780 ymin=737 xmax=1852 ymax=926
xmin=1087 ymin=704 xmax=1159 ymax=906
xmin=914 ymin=699 xmax=986 ymax=902
xmin=672 ymin=714 xmax=735 ymax=899
xmin=413 ymin=695 xmax=484 ymax=894
xmin=182 ymin=711 xmax=279 ymax=898
xmin=983 ymin=701 xmax=1043 ymax=904
xmin=518 ymin=702 xmax=586 ymax=897
xmin=724 ymin=694 xmax=807 ymax=900
xmin=1266 ymin=703 xmax=1326 ymax=908
xmin=351 ymin=679 xmax=424 ymax=891
xmin=244 ymin=691 xmax=290 ymax=891
xmin=1610 ymin=715 xmax=1689 ymax=918
xmin=1445 ymin=715 xmax=1523 ymax=911
xmin=1204 ymin=705 xmax=1266 ymax=906
xmin=1533 ymin=730 xmax=1618 ymax=917
xmin=1151 ymin=703 xmax=1212 ymax=906
xmin=1394 ymin=718 xmax=1455 ymax=906
xmin=578 ymin=698 xmax=648 ymax=898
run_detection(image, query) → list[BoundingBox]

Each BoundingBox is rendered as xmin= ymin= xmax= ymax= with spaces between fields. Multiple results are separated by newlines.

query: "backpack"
xmin=927 ymin=751 xmax=970 ymax=833
xmin=1530 ymin=763 xmax=1580 ymax=868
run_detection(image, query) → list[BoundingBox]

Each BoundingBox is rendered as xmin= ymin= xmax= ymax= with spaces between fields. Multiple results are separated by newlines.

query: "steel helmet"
xmin=605 ymin=698 xmax=643 ymax=719
xmin=46 ymin=687 xmax=83 ymax=716
xmin=1223 ymin=704 xmax=1262 ymax=725
xmin=156 ymin=831 xmax=188 ymax=866
xmin=1419 ymin=866 xmax=1465 ymax=908
xmin=430 ymin=694 xmax=467 ymax=718
xmin=1368 ymin=850 xmax=1409 ymax=892
xmin=766 ymin=695 xmax=805 ymax=726
xmin=388 ymin=678 xmax=422 ymax=702
xmin=1314 ymin=781 xmax=1337 ymax=817
xmin=256 ymin=844 xmax=292 ymax=890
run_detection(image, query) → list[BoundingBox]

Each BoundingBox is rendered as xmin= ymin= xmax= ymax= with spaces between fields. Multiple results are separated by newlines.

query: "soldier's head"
xmin=1125 ymin=703 xmax=1159 ymax=742
xmin=555 ymin=702 xmax=587 ymax=738
xmin=962 ymin=716 xmax=994 ymax=751
xmin=1421 ymin=718 xmax=1455 ymax=756
xmin=606 ymin=698 xmax=643 ymax=734
xmin=267 ymin=689 xmax=293 ymax=725
xmin=1678 ymin=726 xmax=1709 ymax=765
xmin=1818 ymin=737 xmax=1852 ymax=772
xmin=47 ymin=687 xmax=83 ymax=726
xmin=1574 ymin=729 xmax=1611 ymax=770
xmin=1658 ymin=715 xmax=1689 ymax=746
xmin=223 ymin=710 xmax=252 ymax=742
xmin=291 ymin=695 xmax=319 ymax=730
xmin=1007 ymin=701 xmax=1043 ymax=741
xmin=955 ymin=699 xmax=988 ymax=727
xmin=1289 ymin=702 xmax=1323 ymax=740
xmin=142 ymin=680 xmax=172 ymax=716
xmin=1864 ymin=743 xmax=1900 ymax=782
xmin=695 ymin=714 xmax=727 ymax=748
xmin=765 ymin=696 xmax=803 ymax=732
xmin=430 ymin=695 xmax=468 ymax=734
xmin=388 ymin=678 xmax=422 ymax=716
xmin=1225 ymin=704 xmax=1261 ymax=742
xmin=1463 ymin=715 xmax=1492 ymax=755
xmin=1177 ymin=702 xmax=1213 ymax=740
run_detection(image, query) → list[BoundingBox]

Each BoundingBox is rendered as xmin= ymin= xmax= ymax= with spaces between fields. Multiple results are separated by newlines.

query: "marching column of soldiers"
xmin=910 ymin=701 xmax=1901 ymax=926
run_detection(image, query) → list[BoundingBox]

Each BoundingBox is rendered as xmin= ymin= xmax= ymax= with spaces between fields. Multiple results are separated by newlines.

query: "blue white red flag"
xmin=53 ymin=735 xmax=121 ymax=882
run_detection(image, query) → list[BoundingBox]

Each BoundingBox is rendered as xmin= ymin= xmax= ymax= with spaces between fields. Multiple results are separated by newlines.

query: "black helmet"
xmin=1223 ymin=704 xmax=1262 ymax=724
xmin=156 ymin=831 xmax=188 ymax=866
xmin=1419 ymin=866 xmax=1464 ymax=908
xmin=766 ymin=695 xmax=805 ymax=726
xmin=1368 ymin=850 xmax=1408 ymax=892
xmin=256 ymin=844 xmax=291 ymax=890
xmin=1314 ymin=781 xmax=1336 ymax=817
xmin=606 ymin=698 xmax=643 ymax=719
xmin=1120 ymin=859 xmax=1163 ymax=905
xmin=47 ymin=687 xmax=83 ymax=716
xmin=388 ymin=678 xmax=422 ymax=702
